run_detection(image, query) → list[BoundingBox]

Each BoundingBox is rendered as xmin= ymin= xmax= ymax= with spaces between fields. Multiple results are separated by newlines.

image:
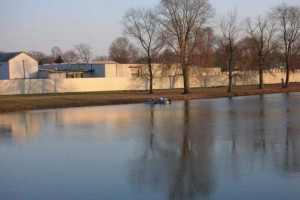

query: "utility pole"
xmin=23 ymin=60 xmax=26 ymax=79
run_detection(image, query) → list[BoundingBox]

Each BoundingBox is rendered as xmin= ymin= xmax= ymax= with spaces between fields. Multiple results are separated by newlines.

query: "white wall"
xmin=104 ymin=63 xmax=118 ymax=77
xmin=9 ymin=53 xmax=38 ymax=79
xmin=49 ymin=73 xmax=66 ymax=79
xmin=0 ymin=78 xmax=138 ymax=95
xmin=0 ymin=70 xmax=298 ymax=95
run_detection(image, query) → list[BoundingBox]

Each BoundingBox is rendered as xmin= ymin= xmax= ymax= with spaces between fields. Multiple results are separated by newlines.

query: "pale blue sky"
xmin=0 ymin=0 xmax=299 ymax=57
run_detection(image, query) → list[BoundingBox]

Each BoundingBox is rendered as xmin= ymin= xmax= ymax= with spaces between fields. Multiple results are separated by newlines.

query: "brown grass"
xmin=1 ymin=83 xmax=300 ymax=113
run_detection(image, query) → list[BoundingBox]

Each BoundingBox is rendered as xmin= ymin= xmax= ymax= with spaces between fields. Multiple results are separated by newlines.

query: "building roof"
xmin=0 ymin=52 xmax=23 ymax=62
xmin=89 ymin=61 xmax=119 ymax=64
xmin=39 ymin=69 xmax=93 ymax=73
xmin=40 ymin=61 xmax=119 ymax=66
xmin=0 ymin=52 xmax=37 ymax=62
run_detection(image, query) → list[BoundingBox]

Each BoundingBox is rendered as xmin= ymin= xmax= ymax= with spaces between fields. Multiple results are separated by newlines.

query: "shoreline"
xmin=1 ymin=83 xmax=300 ymax=113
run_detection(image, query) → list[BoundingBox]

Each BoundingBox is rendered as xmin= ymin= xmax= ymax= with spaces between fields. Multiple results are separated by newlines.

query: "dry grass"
xmin=1 ymin=83 xmax=300 ymax=113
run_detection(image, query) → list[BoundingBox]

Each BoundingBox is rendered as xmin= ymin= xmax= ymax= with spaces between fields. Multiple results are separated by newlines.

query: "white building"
xmin=38 ymin=62 xmax=223 ymax=80
xmin=0 ymin=52 xmax=38 ymax=80
xmin=38 ymin=63 xmax=105 ymax=79
xmin=38 ymin=62 xmax=144 ymax=79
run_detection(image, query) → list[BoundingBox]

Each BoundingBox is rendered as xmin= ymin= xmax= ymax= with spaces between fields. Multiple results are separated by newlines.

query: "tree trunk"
xmin=148 ymin=58 xmax=153 ymax=94
xmin=183 ymin=67 xmax=190 ymax=94
xmin=149 ymin=75 xmax=153 ymax=94
xmin=285 ymin=54 xmax=290 ymax=88
xmin=228 ymin=67 xmax=232 ymax=93
xmin=228 ymin=50 xmax=233 ymax=93
xmin=259 ymin=57 xmax=264 ymax=89
xmin=285 ymin=67 xmax=290 ymax=88
xmin=259 ymin=69 xmax=264 ymax=89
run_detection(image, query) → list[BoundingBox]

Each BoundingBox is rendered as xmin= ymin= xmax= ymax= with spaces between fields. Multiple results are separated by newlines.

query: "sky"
xmin=0 ymin=0 xmax=299 ymax=57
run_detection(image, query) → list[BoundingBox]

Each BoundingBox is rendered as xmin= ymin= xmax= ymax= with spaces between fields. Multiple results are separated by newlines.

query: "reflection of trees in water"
xmin=224 ymin=98 xmax=242 ymax=180
xmin=284 ymin=94 xmax=300 ymax=173
xmin=168 ymin=101 xmax=215 ymax=200
xmin=129 ymin=100 xmax=216 ymax=199
xmin=223 ymin=94 xmax=300 ymax=178
xmin=253 ymin=95 xmax=266 ymax=150
xmin=254 ymin=94 xmax=300 ymax=174
xmin=284 ymin=124 xmax=300 ymax=172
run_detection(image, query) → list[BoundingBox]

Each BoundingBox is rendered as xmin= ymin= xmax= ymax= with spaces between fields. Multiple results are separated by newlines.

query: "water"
xmin=1 ymin=93 xmax=300 ymax=200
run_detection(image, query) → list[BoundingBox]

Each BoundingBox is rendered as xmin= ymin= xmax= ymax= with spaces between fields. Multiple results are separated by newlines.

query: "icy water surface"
xmin=1 ymin=93 xmax=300 ymax=200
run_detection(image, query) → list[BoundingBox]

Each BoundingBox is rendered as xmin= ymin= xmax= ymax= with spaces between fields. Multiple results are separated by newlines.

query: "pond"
xmin=1 ymin=93 xmax=300 ymax=200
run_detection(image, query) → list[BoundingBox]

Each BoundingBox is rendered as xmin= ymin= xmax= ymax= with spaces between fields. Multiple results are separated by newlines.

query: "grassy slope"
xmin=1 ymin=83 xmax=300 ymax=113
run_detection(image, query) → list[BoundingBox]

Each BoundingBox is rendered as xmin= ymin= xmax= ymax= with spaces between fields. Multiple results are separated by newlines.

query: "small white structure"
xmin=39 ymin=62 xmax=110 ymax=79
xmin=0 ymin=52 xmax=38 ymax=80
xmin=38 ymin=62 xmax=141 ymax=79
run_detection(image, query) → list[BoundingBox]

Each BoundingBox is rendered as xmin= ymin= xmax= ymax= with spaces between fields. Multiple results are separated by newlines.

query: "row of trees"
xmin=8 ymin=0 xmax=298 ymax=95
xmin=118 ymin=0 xmax=300 ymax=94
xmin=216 ymin=6 xmax=300 ymax=92
xmin=27 ymin=43 xmax=92 ymax=65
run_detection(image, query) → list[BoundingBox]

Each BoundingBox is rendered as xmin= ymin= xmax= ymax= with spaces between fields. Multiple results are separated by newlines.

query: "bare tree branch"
xmin=74 ymin=43 xmax=92 ymax=64
xmin=245 ymin=15 xmax=276 ymax=89
xmin=123 ymin=7 xmax=163 ymax=94
xmin=218 ymin=8 xmax=242 ymax=93
xmin=109 ymin=37 xmax=139 ymax=63
xmin=271 ymin=3 xmax=300 ymax=88
xmin=158 ymin=0 xmax=214 ymax=94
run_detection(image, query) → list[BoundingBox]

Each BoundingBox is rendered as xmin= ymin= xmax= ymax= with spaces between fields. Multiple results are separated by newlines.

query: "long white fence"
xmin=0 ymin=70 xmax=298 ymax=95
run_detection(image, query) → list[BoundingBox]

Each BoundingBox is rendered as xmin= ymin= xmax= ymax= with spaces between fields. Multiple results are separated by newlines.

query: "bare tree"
xmin=74 ymin=43 xmax=92 ymax=64
xmin=27 ymin=51 xmax=48 ymax=65
xmin=246 ymin=15 xmax=276 ymax=89
xmin=158 ymin=0 xmax=213 ymax=94
xmin=51 ymin=46 xmax=62 ymax=60
xmin=123 ymin=8 xmax=163 ymax=94
xmin=272 ymin=4 xmax=300 ymax=88
xmin=218 ymin=9 xmax=241 ymax=93
xmin=62 ymin=50 xmax=79 ymax=63
xmin=191 ymin=27 xmax=216 ymax=68
xmin=93 ymin=55 xmax=109 ymax=61
xmin=109 ymin=37 xmax=139 ymax=63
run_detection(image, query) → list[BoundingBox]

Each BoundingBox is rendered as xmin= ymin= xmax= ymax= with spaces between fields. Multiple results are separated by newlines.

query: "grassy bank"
xmin=1 ymin=83 xmax=300 ymax=113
